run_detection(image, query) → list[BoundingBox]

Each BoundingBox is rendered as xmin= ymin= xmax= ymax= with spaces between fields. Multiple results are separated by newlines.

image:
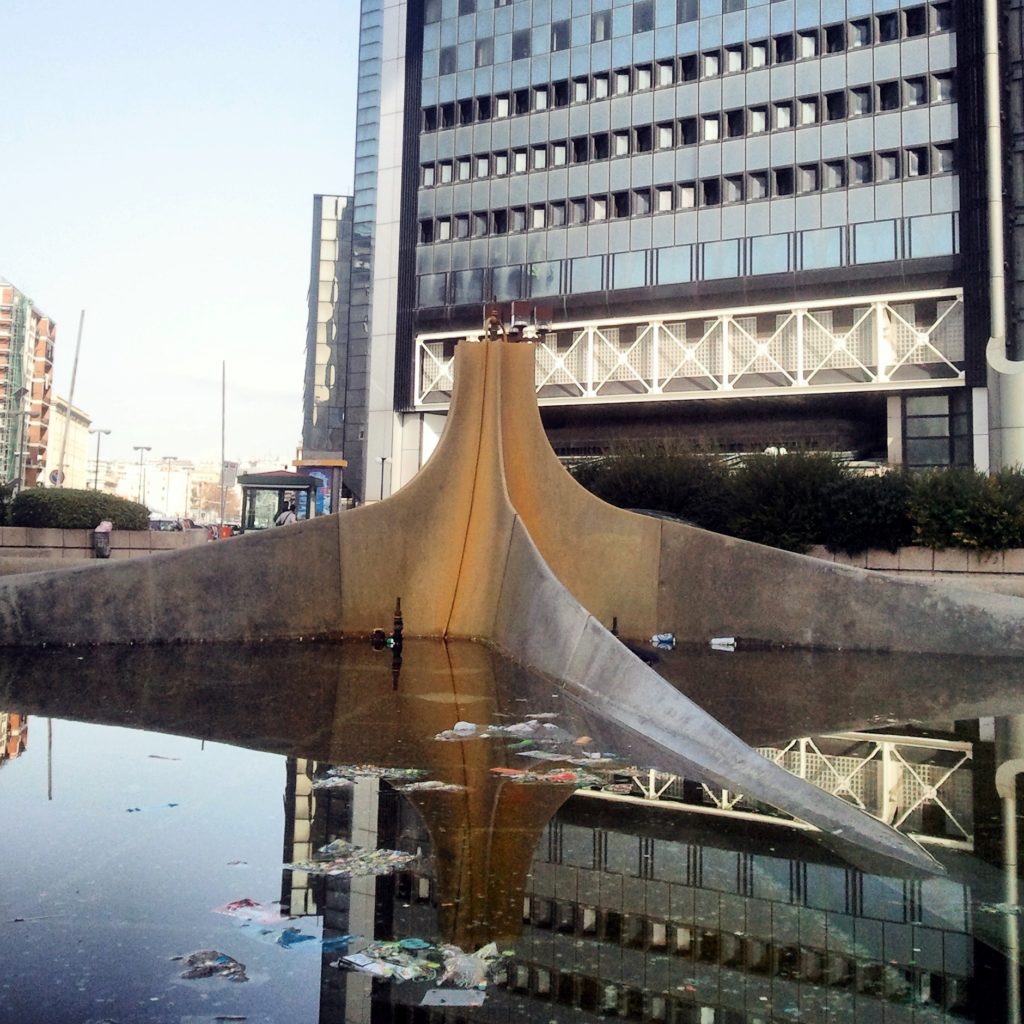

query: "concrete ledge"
xmin=0 ymin=527 xmax=208 ymax=565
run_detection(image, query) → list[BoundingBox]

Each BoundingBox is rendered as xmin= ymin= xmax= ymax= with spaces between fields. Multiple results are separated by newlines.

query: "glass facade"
xmin=412 ymin=0 xmax=960 ymax=310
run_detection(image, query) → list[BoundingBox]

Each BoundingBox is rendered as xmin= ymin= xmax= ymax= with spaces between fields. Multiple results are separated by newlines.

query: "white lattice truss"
xmin=621 ymin=732 xmax=974 ymax=850
xmin=415 ymin=288 xmax=965 ymax=408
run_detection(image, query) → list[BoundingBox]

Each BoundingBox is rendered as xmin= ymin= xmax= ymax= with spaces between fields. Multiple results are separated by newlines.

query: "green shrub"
xmin=568 ymin=445 xmax=734 ymax=530
xmin=909 ymin=467 xmax=1024 ymax=550
xmin=10 ymin=488 xmax=150 ymax=531
xmin=726 ymin=452 xmax=847 ymax=553
xmin=823 ymin=470 xmax=915 ymax=555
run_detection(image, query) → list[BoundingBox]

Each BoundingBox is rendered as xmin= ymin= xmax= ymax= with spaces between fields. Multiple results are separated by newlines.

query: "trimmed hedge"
xmin=10 ymin=488 xmax=150 ymax=531
xmin=569 ymin=449 xmax=1024 ymax=554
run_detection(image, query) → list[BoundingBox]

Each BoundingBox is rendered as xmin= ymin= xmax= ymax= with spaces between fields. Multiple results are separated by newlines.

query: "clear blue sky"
xmin=1 ymin=1 xmax=358 ymax=466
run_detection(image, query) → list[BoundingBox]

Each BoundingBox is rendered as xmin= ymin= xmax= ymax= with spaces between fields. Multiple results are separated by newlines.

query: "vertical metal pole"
xmin=219 ymin=361 xmax=226 ymax=529
xmin=57 ymin=310 xmax=84 ymax=487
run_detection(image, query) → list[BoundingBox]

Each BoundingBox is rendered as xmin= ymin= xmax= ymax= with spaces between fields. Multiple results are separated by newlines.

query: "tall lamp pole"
xmin=88 ymin=428 xmax=111 ymax=491
xmin=133 ymin=445 xmax=151 ymax=504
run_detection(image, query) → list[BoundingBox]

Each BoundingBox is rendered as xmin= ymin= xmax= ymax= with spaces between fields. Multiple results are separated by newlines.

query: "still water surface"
xmin=1 ymin=640 xmax=1023 ymax=1023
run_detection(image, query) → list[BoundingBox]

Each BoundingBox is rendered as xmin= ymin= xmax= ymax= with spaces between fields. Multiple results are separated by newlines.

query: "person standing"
xmin=275 ymin=502 xmax=297 ymax=526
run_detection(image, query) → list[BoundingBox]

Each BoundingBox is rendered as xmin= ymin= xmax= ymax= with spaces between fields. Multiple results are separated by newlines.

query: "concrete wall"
xmin=0 ymin=526 xmax=207 ymax=574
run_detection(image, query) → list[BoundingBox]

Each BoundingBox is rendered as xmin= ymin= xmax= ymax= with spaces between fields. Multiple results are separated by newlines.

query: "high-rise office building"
xmin=314 ymin=1 xmax=1024 ymax=502
xmin=0 ymin=279 xmax=55 ymax=490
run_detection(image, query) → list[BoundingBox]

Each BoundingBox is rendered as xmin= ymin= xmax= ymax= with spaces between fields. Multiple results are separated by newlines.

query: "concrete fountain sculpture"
xmin=4 ymin=339 xmax=1024 ymax=873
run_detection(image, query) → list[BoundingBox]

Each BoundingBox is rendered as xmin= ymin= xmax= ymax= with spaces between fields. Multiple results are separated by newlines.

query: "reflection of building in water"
xmin=283 ymin=755 xmax=994 ymax=1024
xmin=0 ymin=712 xmax=27 ymax=767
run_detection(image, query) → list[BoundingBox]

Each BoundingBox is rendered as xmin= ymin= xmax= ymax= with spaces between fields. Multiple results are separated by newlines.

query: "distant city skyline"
xmin=2 ymin=1 xmax=358 ymax=467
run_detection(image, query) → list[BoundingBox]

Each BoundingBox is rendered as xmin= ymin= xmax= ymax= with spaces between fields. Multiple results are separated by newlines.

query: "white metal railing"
xmin=583 ymin=731 xmax=974 ymax=850
xmin=414 ymin=289 xmax=965 ymax=407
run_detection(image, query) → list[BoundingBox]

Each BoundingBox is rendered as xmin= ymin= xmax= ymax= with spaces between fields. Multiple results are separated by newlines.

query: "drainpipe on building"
xmin=985 ymin=0 xmax=1024 ymax=468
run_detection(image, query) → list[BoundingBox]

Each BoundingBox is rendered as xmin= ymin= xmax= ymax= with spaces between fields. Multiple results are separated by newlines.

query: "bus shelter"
xmin=237 ymin=471 xmax=318 ymax=532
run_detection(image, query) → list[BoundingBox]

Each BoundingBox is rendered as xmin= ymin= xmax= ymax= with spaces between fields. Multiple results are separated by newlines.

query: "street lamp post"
xmin=133 ymin=445 xmax=152 ymax=504
xmin=378 ymin=456 xmax=390 ymax=501
xmin=88 ymin=428 xmax=111 ymax=491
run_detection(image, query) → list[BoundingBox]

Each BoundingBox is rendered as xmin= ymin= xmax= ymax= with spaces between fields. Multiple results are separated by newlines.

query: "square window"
xmin=419 ymin=219 xmax=434 ymax=243
xmin=824 ymin=159 xmax=846 ymax=188
xmin=570 ymin=198 xmax=587 ymax=224
xmin=750 ymin=107 xmax=768 ymax=133
xmin=749 ymin=40 xmax=768 ymax=68
xmin=496 ymin=94 xmax=510 ymax=118
xmin=933 ymin=2 xmax=953 ymax=32
xmin=678 ymin=0 xmax=697 ymax=22
xmin=495 ymin=152 xmax=509 ymax=175
xmin=592 ymin=11 xmax=611 ymax=42
xmin=476 ymin=155 xmax=489 ymax=177
xmin=439 ymin=46 xmax=456 ymax=76
xmin=934 ymin=74 xmax=955 ymax=103
xmin=680 ymin=117 xmax=698 ymax=144
xmin=775 ymin=167 xmax=794 ymax=195
xmin=513 ymin=149 xmax=527 ymax=173
xmin=850 ymin=19 xmax=871 ymax=48
xmin=797 ymin=30 xmax=818 ymax=59
xmin=797 ymin=164 xmax=819 ymax=193
xmin=572 ymin=137 xmax=589 ymax=162
xmin=634 ymin=189 xmax=652 ymax=215
xmin=439 ymin=161 xmax=453 ymax=183
xmin=459 ymin=97 xmax=474 ymax=124
xmin=552 ymin=142 xmax=567 ymax=166
xmin=748 ymin=171 xmax=769 ymax=199
xmin=440 ymin=102 xmax=455 ymax=128
xmin=798 ymin=98 xmax=818 ymax=125
xmin=512 ymin=28 xmax=531 ymax=59
xmin=534 ymin=87 xmax=548 ymax=111
xmin=592 ymin=196 xmax=608 ymax=221
xmin=454 ymin=214 xmax=469 ymax=239
xmin=906 ymin=146 xmax=929 ymax=176
xmin=934 ymin=144 xmax=955 ymax=173
xmin=656 ymin=60 xmax=675 ymax=86
xmin=877 ymin=12 xmax=899 ymax=43
xmin=475 ymin=38 xmax=493 ymax=66
xmin=702 ymin=178 xmax=721 ymax=206
xmin=612 ymin=191 xmax=629 ymax=217
xmin=877 ymin=151 xmax=899 ymax=181
xmin=774 ymin=102 xmax=793 ymax=129
xmin=774 ymin=34 xmax=794 ymax=63
xmin=613 ymin=131 xmax=630 ymax=156
xmin=422 ymin=164 xmax=435 ymax=187
xmin=725 ymin=46 xmax=743 ymax=73
xmin=553 ymin=80 xmax=569 ymax=107
xmin=551 ymin=19 xmax=570 ymax=51
xmin=573 ymin=77 xmax=589 ymax=102
xmin=635 ymin=125 xmax=653 ymax=152
xmin=492 ymin=209 xmax=508 ymax=234
xmin=511 ymin=207 xmax=526 ymax=231
xmin=550 ymin=201 xmax=566 ymax=226
xmin=634 ymin=0 xmax=654 ymax=33
xmin=532 ymin=145 xmax=547 ymax=169
xmin=614 ymin=68 xmax=631 ymax=94
xmin=905 ymin=6 xmax=927 ymax=36
xmin=514 ymin=89 xmax=529 ymax=114
xmin=531 ymin=205 xmax=546 ymax=229
xmin=681 ymin=54 xmax=698 ymax=82
xmin=594 ymin=73 xmax=609 ymax=98
xmin=594 ymin=133 xmax=610 ymax=159
xmin=679 ymin=183 xmax=696 ymax=208
xmin=724 ymin=175 xmax=743 ymax=203
xmin=702 ymin=51 xmax=720 ymax=78
xmin=423 ymin=107 xmax=438 ymax=132
xmin=906 ymin=77 xmax=928 ymax=106
xmin=725 ymin=109 xmax=744 ymax=138
xmin=878 ymin=80 xmax=900 ymax=111
xmin=850 ymin=87 xmax=872 ymax=116
xmin=656 ymin=186 xmax=674 ymax=211
xmin=438 ymin=218 xmax=451 ymax=240
xmin=457 ymin=158 xmax=471 ymax=181
xmin=636 ymin=65 xmax=652 ymax=90
xmin=424 ymin=0 xmax=441 ymax=23
xmin=851 ymin=154 xmax=873 ymax=184
xmin=702 ymin=115 xmax=720 ymax=141
xmin=825 ymin=23 xmax=845 ymax=53
xmin=825 ymin=91 xmax=846 ymax=120
xmin=477 ymin=96 xmax=491 ymax=120
xmin=657 ymin=122 xmax=674 ymax=149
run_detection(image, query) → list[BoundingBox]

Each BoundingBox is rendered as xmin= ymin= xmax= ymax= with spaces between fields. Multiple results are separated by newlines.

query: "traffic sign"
xmin=49 ymin=469 xmax=65 ymax=485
